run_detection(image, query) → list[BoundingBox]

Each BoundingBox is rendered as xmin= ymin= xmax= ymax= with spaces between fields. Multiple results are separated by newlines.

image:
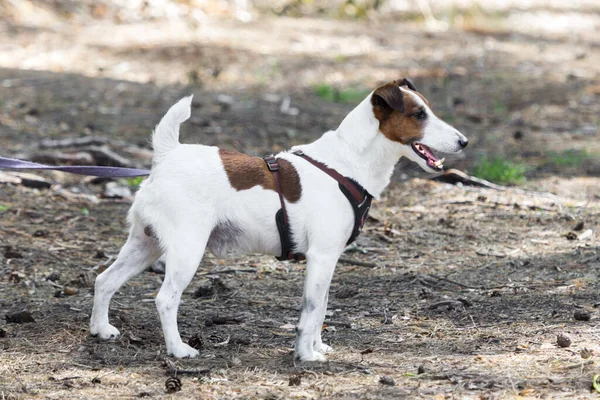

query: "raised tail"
xmin=152 ymin=95 xmax=193 ymax=165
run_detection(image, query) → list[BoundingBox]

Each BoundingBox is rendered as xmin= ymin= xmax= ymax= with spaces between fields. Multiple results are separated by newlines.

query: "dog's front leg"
xmin=295 ymin=252 xmax=339 ymax=362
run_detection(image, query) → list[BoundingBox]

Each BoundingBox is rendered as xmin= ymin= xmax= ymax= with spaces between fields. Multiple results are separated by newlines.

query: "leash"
xmin=0 ymin=156 xmax=151 ymax=177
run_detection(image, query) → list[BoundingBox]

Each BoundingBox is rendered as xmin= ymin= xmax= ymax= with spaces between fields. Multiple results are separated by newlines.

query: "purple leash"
xmin=0 ymin=156 xmax=150 ymax=177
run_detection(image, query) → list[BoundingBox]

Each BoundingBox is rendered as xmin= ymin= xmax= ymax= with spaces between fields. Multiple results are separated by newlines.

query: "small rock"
xmin=379 ymin=375 xmax=395 ymax=386
xmin=565 ymin=232 xmax=578 ymax=241
xmin=0 ymin=328 xmax=6 ymax=338
xmin=63 ymin=287 xmax=79 ymax=296
xmin=578 ymin=229 xmax=593 ymax=241
xmin=165 ymin=376 xmax=182 ymax=393
xmin=556 ymin=333 xmax=572 ymax=348
xmin=417 ymin=365 xmax=426 ymax=374
xmin=91 ymin=377 xmax=101 ymax=384
xmin=573 ymin=221 xmax=584 ymax=231
xmin=33 ymin=230 xmax=48 ymax=237
xmin=289 ymin=374 xmax=302 ymax=386
xmin=573 ymin=310 xmax=591 ymax=321
xmin=104 ymin=182 xmax=132 ymax=199
xmin=5 ymin=311 xmax=35 ymax=324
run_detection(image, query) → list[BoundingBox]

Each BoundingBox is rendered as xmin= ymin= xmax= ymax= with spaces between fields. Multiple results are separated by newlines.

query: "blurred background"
xmin=0 ymin=0 xmax=598 ymax=195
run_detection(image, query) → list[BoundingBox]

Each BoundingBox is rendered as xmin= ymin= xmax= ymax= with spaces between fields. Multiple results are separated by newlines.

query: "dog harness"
xmin=264 ymin=151 xmax=373 ymax=261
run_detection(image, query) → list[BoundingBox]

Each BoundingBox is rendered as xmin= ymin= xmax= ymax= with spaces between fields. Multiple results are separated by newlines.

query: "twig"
xmin=338 ymin=258 xmax=377 ymax=268
xmin=562 ymin=360 xmax=594 ymax=370
xmin=199 ymin=269 xmax=256 ymax=275
xmin=213 ymin=335 xmax=230 ymax=347
xmin=70 ymin=362 xmax=97 ymax=370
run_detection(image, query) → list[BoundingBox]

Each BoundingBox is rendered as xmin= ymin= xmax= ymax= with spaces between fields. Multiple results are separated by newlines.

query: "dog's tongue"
xmin=421 ymin=145 xmax=437 ymax=162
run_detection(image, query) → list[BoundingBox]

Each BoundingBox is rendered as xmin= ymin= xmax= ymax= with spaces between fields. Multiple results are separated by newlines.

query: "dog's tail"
xmin=152 ymin=95 xmax=193 ymax=165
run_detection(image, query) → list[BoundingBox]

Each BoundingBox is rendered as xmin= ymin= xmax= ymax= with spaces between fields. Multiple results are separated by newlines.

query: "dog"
xmin=90 ymin=79 xmax=468 ymax=361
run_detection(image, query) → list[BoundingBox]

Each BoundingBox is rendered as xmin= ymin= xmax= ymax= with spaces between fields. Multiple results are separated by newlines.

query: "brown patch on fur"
xmin=371 ymin=80 xmax=427 ymax=144
xmin=219 ymin=149 xmax=302 ymax=203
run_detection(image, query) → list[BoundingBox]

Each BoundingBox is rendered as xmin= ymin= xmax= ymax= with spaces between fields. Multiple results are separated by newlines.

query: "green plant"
xmin=472 ymin=157 xmax=527 ymax=185
xmin=314 ymin=84 xmax=370 ymax=104
xmin=81 ymin=207 xmax=90 ymax=217
xmin=126 ymin=176 xmax=144 ymax=189
xmin=0 ymin=204 xmax=8 ymax=211
xmin=546 ymin=149 xmax=590 ymax=167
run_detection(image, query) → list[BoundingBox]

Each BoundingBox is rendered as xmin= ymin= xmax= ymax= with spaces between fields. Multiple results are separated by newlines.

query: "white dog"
xmin=90 ymin=79 xmax=468 ymax=361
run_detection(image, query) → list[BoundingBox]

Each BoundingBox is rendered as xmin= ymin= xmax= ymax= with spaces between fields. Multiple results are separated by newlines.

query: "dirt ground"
xmin=1 ymin=1 xmax=600 ymax=399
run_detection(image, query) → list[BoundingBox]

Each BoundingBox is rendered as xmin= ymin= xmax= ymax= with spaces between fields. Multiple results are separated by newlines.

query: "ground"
xmin=0 ymin=1 xmax=599 ymax=399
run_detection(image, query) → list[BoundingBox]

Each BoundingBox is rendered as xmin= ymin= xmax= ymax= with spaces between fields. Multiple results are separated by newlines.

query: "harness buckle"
xmin=264 ymin=155 xmax=280 ymax=172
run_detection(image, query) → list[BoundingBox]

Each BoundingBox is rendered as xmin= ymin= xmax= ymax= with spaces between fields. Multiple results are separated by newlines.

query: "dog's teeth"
xmin=439 ymin=157 xmax=445 ymax=165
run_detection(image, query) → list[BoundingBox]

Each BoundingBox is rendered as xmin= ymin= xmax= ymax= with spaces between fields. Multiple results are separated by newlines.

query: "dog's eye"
xmin=412 ymin=109 xmax=427 ymax=121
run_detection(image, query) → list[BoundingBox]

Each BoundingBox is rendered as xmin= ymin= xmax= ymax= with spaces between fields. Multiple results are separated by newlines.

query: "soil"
xmin=1 ymin=1 xmax=599 ymax=399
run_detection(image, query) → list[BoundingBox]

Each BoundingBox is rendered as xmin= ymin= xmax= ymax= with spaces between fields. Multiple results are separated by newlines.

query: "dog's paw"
xmin=296 ymin=351 xmax=327 ymax=362
xmin=90 ymin=324 xmax=120 ymax=340
xmin=314 ymin=343 xmax=334 ymax=354
xmin=168 ymin=343 xmax=200 ymax=359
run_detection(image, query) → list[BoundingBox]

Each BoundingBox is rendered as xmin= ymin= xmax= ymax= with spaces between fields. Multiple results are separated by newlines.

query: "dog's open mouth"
xmin=411 ymin=142 xmax=444 ymax=171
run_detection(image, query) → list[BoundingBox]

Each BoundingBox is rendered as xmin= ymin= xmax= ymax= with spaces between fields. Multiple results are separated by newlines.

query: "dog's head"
xmin=371 ymin=79 xmax=468 ymax=172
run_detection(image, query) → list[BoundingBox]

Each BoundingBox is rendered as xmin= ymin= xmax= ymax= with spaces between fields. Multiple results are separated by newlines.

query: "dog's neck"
xmin=292 ymin=94 xmax=403 ymax=199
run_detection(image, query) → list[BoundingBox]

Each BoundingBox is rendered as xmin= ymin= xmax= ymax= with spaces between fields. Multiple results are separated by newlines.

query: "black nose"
xmin=459 ymin=137 xmax=469 ymax=148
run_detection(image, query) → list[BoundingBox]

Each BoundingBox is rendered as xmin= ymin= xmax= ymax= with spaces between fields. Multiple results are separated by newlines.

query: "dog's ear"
xmin=371 ymin=83 xmax=405 ymax=119
xmin=398 ymin=78 xmax=417 ymax=91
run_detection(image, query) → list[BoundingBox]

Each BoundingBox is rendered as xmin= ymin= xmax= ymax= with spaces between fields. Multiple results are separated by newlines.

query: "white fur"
xmin=90 ymin=86 xmax=467 ymax=361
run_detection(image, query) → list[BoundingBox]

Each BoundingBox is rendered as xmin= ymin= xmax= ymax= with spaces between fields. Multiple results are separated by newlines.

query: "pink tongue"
xmin=421 ymin=146 xmax=437 ymax=161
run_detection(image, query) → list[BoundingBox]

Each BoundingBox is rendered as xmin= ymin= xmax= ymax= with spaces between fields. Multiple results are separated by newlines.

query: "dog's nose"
xmin=459 ymin=137 xmax=469 ymax=148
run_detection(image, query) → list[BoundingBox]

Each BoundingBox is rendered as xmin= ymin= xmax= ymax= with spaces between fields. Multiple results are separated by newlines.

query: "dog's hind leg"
xmin=90 ymin=223 xmax=161 ymax=340
xmin=295 ymin=252 xmax=339 ymax=362
xmin=155 ymin=225 xmax=211 ymax=358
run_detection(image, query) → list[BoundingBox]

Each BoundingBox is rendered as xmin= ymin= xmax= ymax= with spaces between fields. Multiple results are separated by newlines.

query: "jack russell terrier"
xmin=90 ymin=79 xmax=468 ymax=361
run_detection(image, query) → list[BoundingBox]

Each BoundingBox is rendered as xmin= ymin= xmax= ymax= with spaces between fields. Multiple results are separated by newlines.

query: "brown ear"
xmin=371 ymin=83 xmax=405 ymax=119
xmin=398 ymin=78 xmax=417 ymax=92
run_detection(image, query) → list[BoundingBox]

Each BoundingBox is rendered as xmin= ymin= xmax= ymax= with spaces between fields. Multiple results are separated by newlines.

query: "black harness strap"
xmin=264 ymin=152 xmax=373 ymax=261
xmin=264 ymin=155 xmax=304 ymax=261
